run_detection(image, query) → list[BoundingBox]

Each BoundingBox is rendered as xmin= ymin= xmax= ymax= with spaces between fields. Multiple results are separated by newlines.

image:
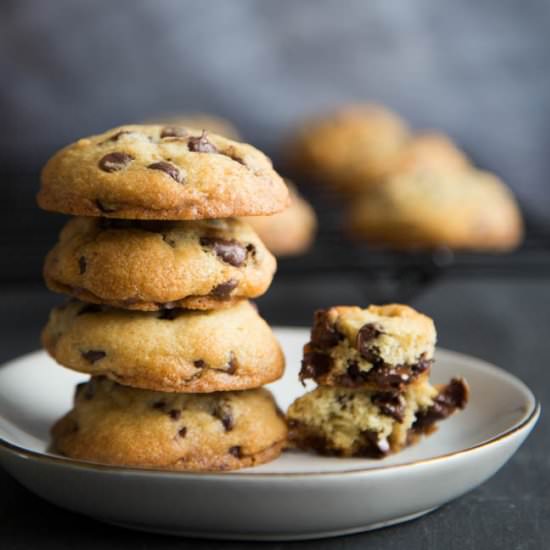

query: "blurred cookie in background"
xmin=384 ymin=132 xmax=470 ymax=177
xmin=146 ymin=113 xmax=241 ymax=140
xmin=284 ymin=104 xmax=410 ymax=193
xmin=244 ymin=182 xmax=317 ymax=256
xmin=348 ymin=168 xmax=523 ymax=251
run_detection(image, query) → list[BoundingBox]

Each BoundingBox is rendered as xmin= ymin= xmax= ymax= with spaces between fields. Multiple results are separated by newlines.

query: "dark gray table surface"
xmin=0 ymin=278 xmax=548 ymax=549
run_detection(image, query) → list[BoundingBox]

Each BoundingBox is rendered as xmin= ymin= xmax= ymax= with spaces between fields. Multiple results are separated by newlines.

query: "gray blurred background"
xmin=0 ymin=0 xmax=549 ymax=282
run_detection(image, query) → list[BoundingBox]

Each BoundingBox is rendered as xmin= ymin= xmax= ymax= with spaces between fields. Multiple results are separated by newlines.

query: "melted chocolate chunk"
xmin=78 ymin=256 xmax=87 ymax=275
xmin=372 ymin=392 xmax=405 ymax=422
xmin=356 ymin=323 xmax=383 ymax=359
xmin=310 ymin=309 xmax=343 ymax=348
xmin=337 ymin=355 xmax=433 ymax=391
xmin=361 ymin=364 xmax=411 ymax=389
xmin=412 ymin=354 xmax=432 ymax=375
xmin=169 ymin=409 xmax=181 ymax=421
xmin=210 ymin=279 xmax=238 ymax=299
xmin=178 ymin=427 xmax=187 ymax=438
xmin=359 ymin=430 xmax=390 ymax=458
xmin=413 ymin=378 xmax=469 ymax=433
xmin=193 ymin=359 xmax=206 ymax=368
xmin=147 ymin=161 xmax=184 ymax=183
xmin=299 ymin=347 xmax=332 ymax=382
xmin=160 ymin=126 xmax=188 ymax=139
xmin=229 ymin=446 xmax=243 ymax=458
xmin=188 ymin=130 xmax=218 ymax=153
xmin=200 ymin=237 xmax=247 ymax=267
xmin=77 ymin=303 xmax=103 ymax=315
xmin=98 ymin=152 xmax=134 ymax=172
xmin=81 ymin=350 xmax=106 ymax=364
xmin=212 ymin=402 xmax=234 ymax=431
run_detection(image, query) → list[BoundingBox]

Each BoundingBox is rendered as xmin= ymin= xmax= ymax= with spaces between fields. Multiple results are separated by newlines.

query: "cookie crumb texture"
xmin=44 ymin=217 xmax=276 ymax=310
xmin=42 ymin=300 xmax=284 ymax=393
xmin=38 ymin=125 xmax=289 ymax=219
xmin=287 ymin=377 xmax=468 ymax=458
xmin=300 ymin=304 xmax=436 ymax=391
xmin=52 ymin=378 xmax=288 ymax=471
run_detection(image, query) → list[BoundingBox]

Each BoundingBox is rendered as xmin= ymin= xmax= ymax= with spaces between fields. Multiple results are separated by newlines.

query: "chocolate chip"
xmin=178 ymin=427 xmax=187 ymax=438
xmin=372 ymin=392 xmax=405 ymax=422
xmin=311 ymin=309 xmax=343 ymax=348
xmin=78 ymin=256 xmax=87 ymax=275
xmin=169 ymin=409 xmax=181 ymax=421
xmin=152 ymin=400 xmax=166 ymax=410
xmin=95 ymin=201 xmax=118 ymax=214
xmin=160 ymin=126 xmax=188 ymax=139
xmin=413 ymin=378 xmax=469 ymax=433
xmin=81 ymin=350 xmax=106 ymax=364
xmin=246 ymin=243 xmax=256 ymax=257
xmin=411 ymin=354 xmax=432 ymax=376
xmin=200 ymin=237 xmax=247 ymax=267
xmin=364 ymin=364 xmax=410 ymax=389
xmin=229 ymin=446 xmax=243 ymax=458
xmin=147 ymin=161 xmax=184 ymax=183
xmin=226 ymin=353 xmax=238 ymax=374
xmin=188 ymin=130 xmax=217 ymax=153
xmin=102 ymin=130 xmax=133 ymax=143
xmin=359 ymin=430 xmax=390 ymax=458
xmin=98 ymin=152 xmax=134 ymax=172
xmin=212 ymin=402 xmax=234 ymax=431
xmin=77 ymin=303 xmax=103 ymax=315
xmin=210 ymin=279 xmax=238 ymax=299
xmin=193 ymin=359 xmax=206 ymax=368
xmin=356 ymin=323 xmax=383 ymax=359
xmin=299 ymin=347 xmax=332 ymax=382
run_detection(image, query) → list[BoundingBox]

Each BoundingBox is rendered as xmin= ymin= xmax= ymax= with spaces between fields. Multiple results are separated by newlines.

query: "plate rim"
xmin=0 ymin=344 xmax=540 ymax=480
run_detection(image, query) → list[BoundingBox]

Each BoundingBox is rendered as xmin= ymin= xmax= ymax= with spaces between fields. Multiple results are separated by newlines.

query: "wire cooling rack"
xmin=275 ymin=188 xmax=550 ymax=302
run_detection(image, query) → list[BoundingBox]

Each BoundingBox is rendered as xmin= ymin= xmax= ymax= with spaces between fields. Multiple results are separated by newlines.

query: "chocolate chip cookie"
xmin=348 ymin=168 xmax=524 ymax=250
xmin=285 ymin=103 xmax=410 ymax=192
xmin=300 ymin=305 xmax=436 ymax=391
xmin=385 ymin=132 xmax=470 ymax=177
xmin=244 ymin=182 xmax=317 ymax=256
xmin=287 ymin=377 xmax=468 ymax=458
xmin=52 ymin=377 xmax=288 ymax=471
xmin=38 ymin=125 xmax=289 ymax=219
xmin=42 ymin=300 xmax=284 ymax=393
xmin=44 ymin=217 xmax=276 ymax=310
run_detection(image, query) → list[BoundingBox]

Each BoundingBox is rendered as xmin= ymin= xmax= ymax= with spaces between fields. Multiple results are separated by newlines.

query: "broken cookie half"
xmin=288 ymin=304 xmax=468 ymax=458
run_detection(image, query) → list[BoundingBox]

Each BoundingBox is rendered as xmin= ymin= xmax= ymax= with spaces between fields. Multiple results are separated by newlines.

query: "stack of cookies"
xmin=287 ymin=304 xmax=468 ymax=457
xmin=37 ymin=124 xmax=290 ymax=471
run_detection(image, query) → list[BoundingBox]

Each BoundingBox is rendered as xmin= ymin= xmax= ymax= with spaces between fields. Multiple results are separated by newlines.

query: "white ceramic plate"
xmin=0 ymin=328 xmax=539 ymax=541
